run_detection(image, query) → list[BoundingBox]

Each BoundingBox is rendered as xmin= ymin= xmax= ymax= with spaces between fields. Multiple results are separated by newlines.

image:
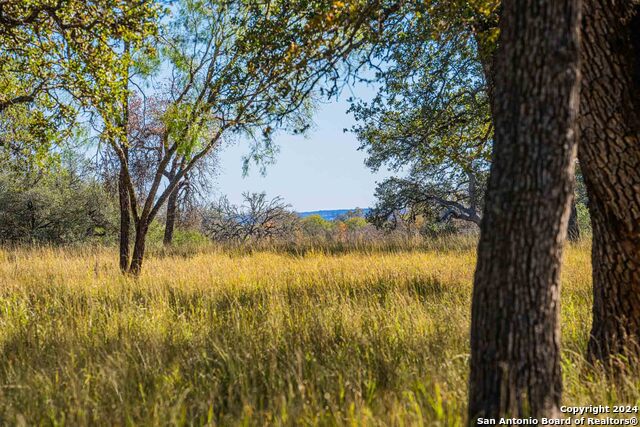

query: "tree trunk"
xmin=578 ymin=1 xmax=640 ymax=365
xmin=567 ymin=201 xmax=580 ymax=242
xmin=118 ymin=41 xmax=132 ymax=273
xmin=587 ymin=196 xmax=640 ymax=364
xmin=128 ymin=219 xmax=149 ymax=276
xmin=468 ymin=0 xmax=581 ymax=422
xmin=118 ymin=149 xmax=131 ymax=272
xmin=163 ymin=186 xmax=178 ymax=246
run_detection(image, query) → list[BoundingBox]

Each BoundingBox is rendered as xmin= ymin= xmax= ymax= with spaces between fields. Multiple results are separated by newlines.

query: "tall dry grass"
xmin=0 ymin=239 xmax=637 ymax=426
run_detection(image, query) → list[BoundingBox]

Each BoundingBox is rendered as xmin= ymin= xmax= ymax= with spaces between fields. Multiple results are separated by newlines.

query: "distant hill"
xmin=297 ymin=208 xmax=371 ymax=221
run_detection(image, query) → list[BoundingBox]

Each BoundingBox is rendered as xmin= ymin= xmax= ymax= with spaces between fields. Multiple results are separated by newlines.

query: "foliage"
xmin=0 ymin=88 xmax=75 ymax=167
xmin=574 ymin=166 xmax=591 ymax=236
xmin=0 ymin=155 xmax=116 ymax=244
xmin=144 ymin=220 xmax=210 ymax=247
xmin=0 ymin=0 xmax=160 ymax=161
xmin=300 ymin=214 xmax=334 ymax=238
xmin=344 ymin=216 xmax=368 ymax=231
xmin=98 ymin=95 xmax=217 ymax=213
xmin=351 ymin=37 xmax=491 ymax=174
xmin=201 ymin=201 xmax=381 ymax=245
xmin=348 ymin=0 xmax=498 ymax=230
xmin=367 ymin=173 xmax=484 ymax=232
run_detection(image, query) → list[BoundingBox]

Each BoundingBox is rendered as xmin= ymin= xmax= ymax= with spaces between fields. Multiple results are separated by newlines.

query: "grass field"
xmin=0 ymin=239 xmax=638 ymax=426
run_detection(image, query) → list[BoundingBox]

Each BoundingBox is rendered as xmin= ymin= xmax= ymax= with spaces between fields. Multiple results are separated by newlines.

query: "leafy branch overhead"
xmin=0 ymin=0 xmax=161 ymax=162
xmin=85 ymin=0 xmax=419 ymax=274
xmin=1 ymin=0 xmax=503 ymax=274
xmin=349 ymin=0 xmax=497 ymax=228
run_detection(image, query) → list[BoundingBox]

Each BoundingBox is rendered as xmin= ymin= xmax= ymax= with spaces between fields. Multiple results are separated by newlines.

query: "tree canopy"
xmin=348 ymin=1 xmax=497 ymax=227
xmin=0 ymin=0 xmax=160 ymax=168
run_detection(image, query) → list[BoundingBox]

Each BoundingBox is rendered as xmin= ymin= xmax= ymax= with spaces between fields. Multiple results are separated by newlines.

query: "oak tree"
xmin=469 ymin=0 xmax=582 ymax=420
xmin=578 ymin=0 xmax=640 ymax=365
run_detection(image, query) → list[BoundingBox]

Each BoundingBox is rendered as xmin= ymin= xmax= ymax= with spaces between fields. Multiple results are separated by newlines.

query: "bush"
xmin=202 ymin=192 xmax=299 ymax=242
xmin=0 ymin=167 xmax=116 ymax=244
xmin=300 ymin=214 xmax=333 ymax=238
xmin=576 ymin=202 xmax=592 ymax=236
xmin=344 ymin=216 xmax=368 ymax=231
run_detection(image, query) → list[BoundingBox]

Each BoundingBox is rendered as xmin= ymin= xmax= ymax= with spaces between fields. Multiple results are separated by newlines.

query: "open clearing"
xmin=0 ymin=242 xmax=636 ymax=425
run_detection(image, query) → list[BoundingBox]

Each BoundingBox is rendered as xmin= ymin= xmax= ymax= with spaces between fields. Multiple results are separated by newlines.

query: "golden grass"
xmin=0 ymin=240 xmax=637 ymax=426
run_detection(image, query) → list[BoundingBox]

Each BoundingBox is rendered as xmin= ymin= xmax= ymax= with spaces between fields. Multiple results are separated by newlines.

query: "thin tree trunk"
xmin=118 ymin=148 xmax=131 ymax=272
xmin=468 ymin=0 xmax=581 ymax=421
xmin=163 ymin=158 xmax=183 ymax=246
xmin=567 ymin=200 xmax=580 ymax=242
xmin=128 ymin=219 xmax=149 ymax=276
xmin=163 ymin=183 xmax=179 ymax=246
xmin=578 ymin=1 xmax=640 ymax=365
xmin=118 ymin=41 xmax=132 ymax=273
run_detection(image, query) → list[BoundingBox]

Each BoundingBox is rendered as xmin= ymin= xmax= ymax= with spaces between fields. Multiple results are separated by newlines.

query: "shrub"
xmin=300 ymin=214 xmax=333 ymax=238
xmin=202 ymin=192 xmax=299 ymax=242
xmin=0 ymin=168 xmax=116 ymax=244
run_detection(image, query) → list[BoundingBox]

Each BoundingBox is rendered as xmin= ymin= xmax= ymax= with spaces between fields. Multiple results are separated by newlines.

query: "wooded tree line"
xmin=1 ymin=0 xmax=639 ymax=423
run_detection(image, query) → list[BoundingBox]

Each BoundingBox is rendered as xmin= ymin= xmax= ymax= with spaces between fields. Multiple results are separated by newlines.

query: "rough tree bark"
xmin=578 ymin=0 xmax=640 ymax=364
xmin=468 ymin=0 xmax=582 ymax=421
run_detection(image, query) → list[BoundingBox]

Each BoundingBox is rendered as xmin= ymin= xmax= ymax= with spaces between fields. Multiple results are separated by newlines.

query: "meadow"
xmin=0 ymin=238 xmax=637 ymax=426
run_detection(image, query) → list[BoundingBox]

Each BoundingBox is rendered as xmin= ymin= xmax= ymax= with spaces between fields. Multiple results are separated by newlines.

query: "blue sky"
xmin=214 ymin=89 xmax=393 ymax=212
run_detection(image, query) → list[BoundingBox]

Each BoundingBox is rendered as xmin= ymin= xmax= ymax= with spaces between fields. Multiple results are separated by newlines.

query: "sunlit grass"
xmin=0 ymin=239 xmax=637 ymax=426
